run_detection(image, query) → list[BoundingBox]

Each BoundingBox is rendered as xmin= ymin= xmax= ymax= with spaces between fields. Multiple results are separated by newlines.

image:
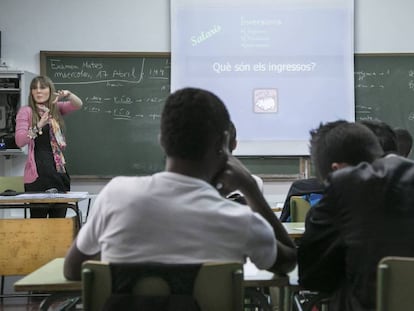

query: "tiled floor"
xmin=0 ymin=298 xmax=41 ymax=311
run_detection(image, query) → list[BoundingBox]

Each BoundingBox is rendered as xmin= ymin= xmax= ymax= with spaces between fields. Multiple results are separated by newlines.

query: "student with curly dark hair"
xmin=394 ymin=127 xmax=413 ymax=157
xmin=298 ymin=120 xmax=414 ymax=311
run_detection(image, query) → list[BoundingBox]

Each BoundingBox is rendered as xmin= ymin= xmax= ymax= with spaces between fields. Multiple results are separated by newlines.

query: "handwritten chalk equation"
xmin=85 ymin=95 xmax=165 ymax=105
xmin=354 ymin=69 xmax=391 ymax=89
xmin=84 ymin=105 xmax=161 ymax=121
xmin=355 ymin=68 xmax=414 ymax=92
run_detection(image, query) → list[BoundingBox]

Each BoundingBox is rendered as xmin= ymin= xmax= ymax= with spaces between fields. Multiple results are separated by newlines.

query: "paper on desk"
xmin=12 ymin=191 xmax=89 ymax=199
xmin=244 ymin=258 xmax=260 ymax=276
xmin=293 ymin=227 xmax=305 ymax=231
xmin=12 ymin=193 xmax=51 ymax=199
xmin=60 ymin=191 xmax=89 ymax=198
xmin=243 ymin=257 xmax=275 ymax=279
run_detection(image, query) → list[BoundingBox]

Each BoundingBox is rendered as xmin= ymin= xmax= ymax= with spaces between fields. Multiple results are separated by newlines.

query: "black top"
xmin=298 ymin=156 xmax=414 ymax=311
xmin=24 ymin=124 xmax=70 ymax=192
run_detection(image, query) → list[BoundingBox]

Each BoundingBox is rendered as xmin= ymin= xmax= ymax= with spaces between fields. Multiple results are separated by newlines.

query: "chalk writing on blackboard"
xmin=355 ymin=104 xmax=377 ymax=121
xmin=354 ymin=54 xmax=414 ymax=158
xmin=51 ymin=58 xmax=147 ymax=84
xmin=354 ymin=69 xmax=390 ymax=89
xmin=40 ymin=51 xmax=172 ymax=176
xmin=50 ymin=58 xmax=169 ymax=84
xmin=82 ymin=94 xmax=164 ymax=121
xmin=47 ymin=56 xmax=170 ymax=123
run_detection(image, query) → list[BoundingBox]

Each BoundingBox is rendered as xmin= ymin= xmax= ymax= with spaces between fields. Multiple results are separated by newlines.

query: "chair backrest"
xmin=0 ymin=176 xmax=24 ymax=193
xmin=377 ymin=256 xmax=414 ymax=311
xmin=0 ymin=217 xmax=78 ymax=275
xmin=82 ymin=260 xmax=244 ymax=311
xmin=290 ymin=196 xmax=311 ymax=222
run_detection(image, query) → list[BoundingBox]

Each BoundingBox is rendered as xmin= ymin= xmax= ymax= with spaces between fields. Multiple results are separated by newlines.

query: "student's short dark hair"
xmin=394 ymin=128 xmax=413 ymax=157
xmin=310 ymin=120 xmax=383 ymax=180
xmin=359 ymin=120 xmax=397 ymax=154
xmin=228 ymin=120 xmax=237 ymax=152
xmin=160 ymin=87 xmax=230 ymax=161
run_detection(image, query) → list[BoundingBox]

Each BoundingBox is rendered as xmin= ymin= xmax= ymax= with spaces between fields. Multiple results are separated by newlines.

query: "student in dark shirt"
xmin=394 ymin=127 xmax=413 ymax=157
xmin=359 ymin=120 xmax=397 ymax=154
xmin=281 ymin=120 xmax=398 ymax=222
xmin=299 ymin=120 xmax=414 ymax=311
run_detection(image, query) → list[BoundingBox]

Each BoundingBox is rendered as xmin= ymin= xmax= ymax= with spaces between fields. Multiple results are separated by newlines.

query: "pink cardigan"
xmin=15 ymin=102 xmax=81 ymax=184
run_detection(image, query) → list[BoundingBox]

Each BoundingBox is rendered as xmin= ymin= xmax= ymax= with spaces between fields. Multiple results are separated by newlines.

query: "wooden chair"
xmin=0 ymin=217 xmax=78 ymax=298
xmin=0 ymin=176 xmax=24 ymax=297
xmin=82 ymin=260 xmax=244 ymax=311
xmin=377 ymin=256 xmax=414 ymax=311
xmin=289 ymin=196 xmax=311 ymax=222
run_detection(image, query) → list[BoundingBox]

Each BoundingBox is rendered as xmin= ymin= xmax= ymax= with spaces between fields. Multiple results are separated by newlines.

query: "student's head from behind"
xmin=359 ymin=120 xmax=398 ymax=155
xmin=310 ymin=120 xmax=383 ymax=181
xmin=160 ymin=87 xmax=230 ymax=165
xmin=228 ymin=120 xmax=237 ymax=152
xmin=394 ymin=128 xmax=413 ymax=157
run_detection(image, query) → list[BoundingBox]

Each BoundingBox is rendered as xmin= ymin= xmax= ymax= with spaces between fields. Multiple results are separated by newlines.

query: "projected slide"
xmin=171 ymin=0 xmax=354 ymax=155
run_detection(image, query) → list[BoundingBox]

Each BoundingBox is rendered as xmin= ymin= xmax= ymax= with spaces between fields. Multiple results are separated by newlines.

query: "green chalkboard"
xmin=40 ymin=51 xmax=170 ymax=177
xmin=354 ymin=54 xmax=414 ymax=123
xmin=354 ymin=54 xmax=414 ymax=161
xmin=239 ymin=157 xmax=305 ymax=178
xmin=41 ymin=52 xmax=413 ymax=178
xmin=40 ymin=51 xmax=308 ymax=178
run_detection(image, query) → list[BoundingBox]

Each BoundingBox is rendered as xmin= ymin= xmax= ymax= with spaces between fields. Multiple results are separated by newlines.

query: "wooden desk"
xmin=265 ymin=194 xmax=287 ymax=209
xmin=0 ymin=192 xmax=88 ymax=227
xmin=15 ymin=257 xmax=297 ymax=292
xmin=244 ymin=259 xmax=291 ymax=287
xmin=244 ymin=259 xmax=299 ymax=311
xmin=14 ymin=258 xmax=79 ymax=292
xmin=14 ymin=258 xmax=81 ymax=311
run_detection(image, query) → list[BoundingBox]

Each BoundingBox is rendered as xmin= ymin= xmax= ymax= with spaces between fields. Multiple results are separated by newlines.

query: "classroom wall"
xmin=0 ymin=0 xmax=170 ymax=192
xmin=1 ymin=0 xmax=414 ymax=196
xmin=0 ymin=0 xmax=170 ymax=73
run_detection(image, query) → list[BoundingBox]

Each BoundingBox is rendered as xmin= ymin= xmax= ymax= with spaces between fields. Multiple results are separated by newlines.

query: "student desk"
xmin=0 ymin=192 xmax=89 ymax=227
xmin=265 ymin=193 xmax=287 ymax=210
xmin=283 ymin=222 xmax=305 ymax=239
xmin=14 ymin=258 xmax=81 ymax=311
xmin=244 ymin=259 xmax=299 ymax=311
xmin=14 ymin=258 xmax=299 ymax=311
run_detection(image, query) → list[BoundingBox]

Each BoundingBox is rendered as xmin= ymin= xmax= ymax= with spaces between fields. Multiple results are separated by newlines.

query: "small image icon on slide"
xmin=253 ymin=89 xmax=278 ymax=113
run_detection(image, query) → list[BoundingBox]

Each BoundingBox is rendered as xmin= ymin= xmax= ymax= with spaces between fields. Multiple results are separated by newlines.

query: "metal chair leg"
xmin=1 ymin=275 xmax=4 ymax=300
